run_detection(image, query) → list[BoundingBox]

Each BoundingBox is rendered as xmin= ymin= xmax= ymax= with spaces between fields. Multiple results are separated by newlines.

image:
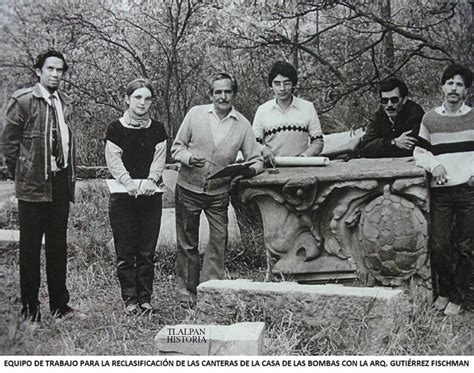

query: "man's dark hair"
xmin=441 ymin=64 xmax=472 ymax=88
xmin=33 ymin=50 xmax=68 ymax=73
xmin=268 ymin=61 xmax=298 ymax=87
xmin=209 ymin=72 xmax=238 ymax=94
xmin=379 ymin=78 xmax=408 ymax=97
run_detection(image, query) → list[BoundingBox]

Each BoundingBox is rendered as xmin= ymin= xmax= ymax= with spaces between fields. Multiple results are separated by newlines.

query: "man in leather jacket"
xmin=358 ymin=78 xmax=424 ymax=158
xmin=2 ymin=50 xmax=86 ymax=322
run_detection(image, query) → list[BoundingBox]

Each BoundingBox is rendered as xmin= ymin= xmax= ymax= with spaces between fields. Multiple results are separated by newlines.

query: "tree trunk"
xmin=380 ymin=0 xmax=395 ymax=74
xmin=291 ymin=1 xmax=299 ymax=70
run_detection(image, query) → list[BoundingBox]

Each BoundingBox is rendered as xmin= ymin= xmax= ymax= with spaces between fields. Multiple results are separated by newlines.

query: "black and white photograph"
xmin=0 ymin=0 xmax=472 ymax=370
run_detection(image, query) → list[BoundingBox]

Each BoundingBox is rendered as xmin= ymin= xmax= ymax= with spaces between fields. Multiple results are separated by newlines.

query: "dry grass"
xmin=0 ymin=180 xmax=473 ymax=356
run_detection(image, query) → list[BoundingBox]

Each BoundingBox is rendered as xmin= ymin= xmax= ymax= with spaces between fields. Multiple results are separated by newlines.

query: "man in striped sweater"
xmin=414 ymin=64 xmax=474 ymax=315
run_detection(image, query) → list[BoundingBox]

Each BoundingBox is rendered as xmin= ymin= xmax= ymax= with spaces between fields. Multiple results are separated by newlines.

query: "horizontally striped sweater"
xmin=414 ymin=108 xmax=474 ymax=188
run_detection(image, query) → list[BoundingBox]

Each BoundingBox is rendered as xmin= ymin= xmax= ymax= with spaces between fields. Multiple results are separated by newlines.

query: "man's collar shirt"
xmin=37 ymin=83 xmax=69 ymax=170
xmin=435 ymin=103 xmax=471 ymax=117
xmin=207 ymin=105 xmax=239 ymax=147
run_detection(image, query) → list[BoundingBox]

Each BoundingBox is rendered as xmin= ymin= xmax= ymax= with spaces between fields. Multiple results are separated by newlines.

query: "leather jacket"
xmin=358 ymin=99 xmax=425 ymax=158
xmin=1 ymin=83 xmax=76 ymax=202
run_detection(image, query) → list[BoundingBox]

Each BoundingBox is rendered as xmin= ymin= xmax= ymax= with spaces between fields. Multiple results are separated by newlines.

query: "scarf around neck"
xmin=120 ymin=109 xmax=151 ymax=129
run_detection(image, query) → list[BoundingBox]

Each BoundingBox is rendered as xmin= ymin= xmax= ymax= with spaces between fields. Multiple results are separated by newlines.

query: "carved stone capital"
xmin=235 ymin=159 xmax=431 ymax=288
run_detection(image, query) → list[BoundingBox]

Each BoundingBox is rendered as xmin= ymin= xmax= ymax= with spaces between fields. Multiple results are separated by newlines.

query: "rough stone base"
xmin=196 ymin=279 xmax=410 ymax=354
xmin=155 ymin=322 xmax=265 ymax=355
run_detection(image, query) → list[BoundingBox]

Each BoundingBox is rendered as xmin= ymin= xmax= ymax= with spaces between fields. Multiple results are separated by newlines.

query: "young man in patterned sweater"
xmin=414 ymin=64 xmax=474 ymax=315
xmin=253 ymin=61 xmax=324 ymax=166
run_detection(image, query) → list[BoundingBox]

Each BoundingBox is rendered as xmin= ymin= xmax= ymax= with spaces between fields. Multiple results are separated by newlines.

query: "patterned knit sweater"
xmin=414 ymin=108 xmax=474 ymax=188
xmin=253 ymin=96 xmax=323 ymax=156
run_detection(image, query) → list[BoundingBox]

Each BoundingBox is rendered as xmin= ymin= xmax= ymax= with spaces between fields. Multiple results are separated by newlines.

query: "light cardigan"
xmin=172 ymin=104 xmax=263 ymax=195
xmin=414 ymin=105 xmax=474 ymax=188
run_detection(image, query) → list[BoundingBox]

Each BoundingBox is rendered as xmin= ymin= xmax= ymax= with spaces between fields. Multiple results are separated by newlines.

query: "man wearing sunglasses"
xmin=358 ymin=78 xmax=424 ymax=158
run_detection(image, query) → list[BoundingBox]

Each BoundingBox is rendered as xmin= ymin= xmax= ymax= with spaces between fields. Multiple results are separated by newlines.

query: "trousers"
xmin=430 ymin=183 xmax=474 ymax=304
xmin=18 ymin=169 xmax=70 ymax=317
xmin=175 ymin=185 xmax=229 ymax=302
xmin=109 ymin=193 xmax=162 ymax=305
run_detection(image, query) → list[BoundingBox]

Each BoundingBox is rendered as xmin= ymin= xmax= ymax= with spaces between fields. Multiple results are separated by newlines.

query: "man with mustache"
xmin=358 ymin=78 xmax=424 ymax=158
xmin=414 ymin=64 xmax=474 ymax=316
xmin=171 ymin=73 xmax=263 ymax=308
xmin=2 ymin=50 xmax=86 ymax=322
xmin=253 ymin=61 xmax=324 ymax=166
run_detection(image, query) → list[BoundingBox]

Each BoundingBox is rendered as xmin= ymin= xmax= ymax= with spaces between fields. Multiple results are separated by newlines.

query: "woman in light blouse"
xmin=105 ymin=78 xmax=167 ymax=315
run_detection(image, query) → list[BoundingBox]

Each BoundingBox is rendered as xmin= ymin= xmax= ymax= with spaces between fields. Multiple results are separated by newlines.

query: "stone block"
xmin=107 ymin=205 xmax=241 ymax=253
xmin=0 ymin=229 xmax=44 ymax=249
xmin=0 ymin=229 xmax=19 ymax=242
xmin=155 ymin=322 xmax=264 ymax=355
xmin=0 ymin=231 xmax=18 ymax=254
xmin=196 ymin=279 xmax=410 ymax=354
xmin=75 ymin=164 xmax=180 ymax=180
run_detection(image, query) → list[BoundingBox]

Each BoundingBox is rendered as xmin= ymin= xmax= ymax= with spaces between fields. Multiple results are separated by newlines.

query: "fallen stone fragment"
xmin=197 ymin=279 xmax=410 ymax=354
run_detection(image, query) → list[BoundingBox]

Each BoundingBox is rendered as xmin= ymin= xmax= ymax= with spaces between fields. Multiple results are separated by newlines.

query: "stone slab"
xmin=196 ymin=279 xmax=409 ymax=354
xmin=0 ymin=229 xmax=19 ymax=242
xmin=0 ymin=229 xmax=20 ymax=250
xmin=158 ymin=169 xmax=241 ymax=248
xmin=109 ymin=205 xmax=241 ymax=253
xmin=75 ymin=163 xmax=180 ymax=180
xmin=241 ymin=157 xmax=425 ymax=187
xmin=158 ymin=206 xmax=241 ymax=248
xmin=321 ymin=129 xmax=364 ymax=156
xmin=0 ymin=229 xmax=45 ymax=248
xmin=155 ymin=322 xmax=265 ymax=355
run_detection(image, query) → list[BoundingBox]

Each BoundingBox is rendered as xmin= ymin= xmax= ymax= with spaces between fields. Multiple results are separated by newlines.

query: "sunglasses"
xmin=380 ymin=96 xmax=400 ymax=105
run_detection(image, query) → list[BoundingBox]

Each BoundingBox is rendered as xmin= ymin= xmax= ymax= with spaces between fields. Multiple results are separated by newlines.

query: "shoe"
xmin=179 ymin=300 xmax=195 ymax=310
xmin=139 ymin=302 xmax=157 ymax=314
xmin=124 ymin=304 xmax=139 ymax=316
xmin=433 ymin=296 xmax=449 ymax=311
xmin=54 ymin=307 xmax=88 ymax=321
xmin=444 ymin=302 xmax=461 ymax=316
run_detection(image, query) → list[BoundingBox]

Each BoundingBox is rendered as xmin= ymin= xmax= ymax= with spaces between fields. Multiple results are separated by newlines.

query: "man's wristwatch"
xmin=390 ymin=139 xmax=397 ymax=146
